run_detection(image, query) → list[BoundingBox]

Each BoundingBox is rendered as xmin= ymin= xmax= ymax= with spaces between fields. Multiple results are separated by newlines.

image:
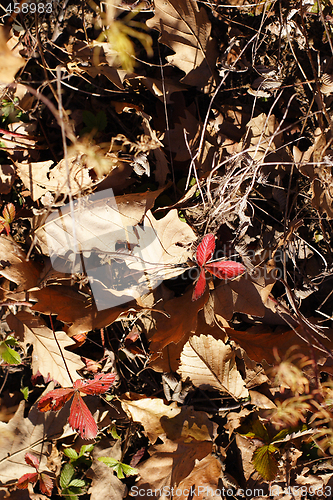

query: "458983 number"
xmin=6 ymin=2 xmax=53 ymax=14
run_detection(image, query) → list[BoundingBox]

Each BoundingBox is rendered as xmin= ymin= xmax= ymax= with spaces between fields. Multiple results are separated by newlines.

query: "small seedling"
xmin=60 ymin=463 xmax=86 ymax=500
xmin=0 ymin=335 xmax=21 ymax=364
xmin=98 ymin=457 xmax=138 ymax=479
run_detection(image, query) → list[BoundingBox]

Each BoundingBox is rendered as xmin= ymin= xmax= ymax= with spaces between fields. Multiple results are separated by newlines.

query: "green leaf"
xmin=252 ymin=444 xmax=279 ymax=481
xmin=68 ymin=479 xmax=86 ymax=488
xmin=119 ymin=463 xmax=138 ymax=477
xmin=95 ymin=111 xmax=107 ymax=131
xmin=79 ymin=444 xmax=94 ymax=456
xmin=98 ymin=457 xmax=119 ymax=467
xmin=4 ymin=335 xmax=18 ymax=346
xmin=1 ymin=346 xmax=21 ymax=364
xmin=60 ymin=463 xmax=75 ymax=489
xmin=82 ymin=111 xmax=95 ymax=127
xmin=64 ymin=448 xmax=79 ymax=461
xmin=20 ymin=386 xmax=29 ymax=400
xmin=98 ymin=457 xmax=138 ymax=479
xmin=61 ymin=487 xmax=78 ymax=500
xmin=110 ymin=426 xmax=121 ymax=440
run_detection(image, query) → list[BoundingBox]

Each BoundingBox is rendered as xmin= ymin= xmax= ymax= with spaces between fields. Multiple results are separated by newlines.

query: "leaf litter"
xmin=1 ymin=0 xmax=333 ymax=498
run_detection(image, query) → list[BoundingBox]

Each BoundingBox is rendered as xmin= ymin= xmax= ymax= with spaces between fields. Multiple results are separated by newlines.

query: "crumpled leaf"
xmin=146 ymin=0 xmax=217 ymax=88
xmin=178 ymin=334 xmax=249 ymax=399
xmin=134 ymin=438 xmax=212 ymax=499
xmin=6 ymin=311 xmax=84 ymax=387
xmin=121 ymin=396 xmax=180 ymax=444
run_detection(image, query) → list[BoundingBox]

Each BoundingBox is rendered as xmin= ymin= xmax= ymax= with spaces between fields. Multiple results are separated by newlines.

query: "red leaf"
xmin=73 ymin=373 xmax=116 ymax=395
xmin=39 ymin=473 xmax=54 ymax=496
xmin=38 ymin=388 xmax=74 ymax=412
xmin=205 ymin=261 xmax=245 ymax=280
xmin=196 ymin=234 xmax=215 ymax=267
xmin=17 ymin=472 xmax=38 ymax=489
xmin=25 ymin=452 xmax=40 ymax=470
xmin=192 ymin=268 xmax=207 ymax=301
xmin=68 ymin=391 xmax=98 ymax=439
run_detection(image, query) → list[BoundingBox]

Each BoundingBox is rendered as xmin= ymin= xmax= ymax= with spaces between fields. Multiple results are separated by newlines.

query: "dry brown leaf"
xmin=293 ymin=128 xmax=333 ymax=218
xmin=227 ymin=326 xmax=314 ymax=366
xmin=148 ymin=287 xmax=208 ymax=358
xmin=121 ymin=396 xmax=180 ymax=444
xmin=213 ymin=277 xmax=265 ymax=321
xmin=146 ymin=0 xmax=217 ymax=88
xmin=0 ymin=398 xmax=75 ymax=486
xmin=14 ymin=158 xmax=93 ymax=201
xmin=160 ymin=406 xmax=217 ymax=442
xmin=235 ymin=434 xmax=258 ymax=481
xmin=175 ymin=453 xmax=222 ymax=500
xmin=178 ymin=334 xmax=249 ymax=399
xmin=87 ymin=439 xmax=125 ymax=500
xmin=134 ymin=438 xmax=212 ymax=499
xmin=224 ymin=408 xmax=252 ymax=438
xmin=0 ymin=28 xmax=25 ymax=84
xmin=6 ymin=311 xmax=84 ymax=387
xmin=0 ymin=236 xmax=40 ymax=291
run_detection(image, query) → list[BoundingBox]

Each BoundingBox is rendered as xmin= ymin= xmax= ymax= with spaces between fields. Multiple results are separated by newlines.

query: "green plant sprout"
xmin=59 ymin=463 xmax=87 ymax=500
xmin=63 ymin=444 xmax=95 ymax=466
xmin=98 ymin=457 xmax=138 ymax=479
xmin=81 ymin=110 xmax=107 ymax=137
xmin=0 ymin=335 xmax=21 ymax=364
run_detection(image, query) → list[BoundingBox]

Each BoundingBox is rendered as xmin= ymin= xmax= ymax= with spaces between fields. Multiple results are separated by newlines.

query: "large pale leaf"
xmin=0 ymin=398 xmax=75 ymax=485
xmin=178 ymin=334 xmax=249 ymax=399
xmin=6 ymin=311 xmax=84 ymax=387
xmin=146 ymin=0 xmax=217 ymax=87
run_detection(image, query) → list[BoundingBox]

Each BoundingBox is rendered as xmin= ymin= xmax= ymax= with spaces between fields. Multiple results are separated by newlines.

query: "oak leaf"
xmin=146 ymin=0 xmax=217 ymax=88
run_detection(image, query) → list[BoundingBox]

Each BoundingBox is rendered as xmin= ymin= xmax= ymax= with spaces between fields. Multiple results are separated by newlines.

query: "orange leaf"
xmin=38 ymin=388 xmax=74 ymax=412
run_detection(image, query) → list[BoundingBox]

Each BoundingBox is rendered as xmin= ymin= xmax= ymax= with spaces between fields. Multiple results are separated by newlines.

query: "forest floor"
xmin=1 ymin=1 xmax=333 ymax=499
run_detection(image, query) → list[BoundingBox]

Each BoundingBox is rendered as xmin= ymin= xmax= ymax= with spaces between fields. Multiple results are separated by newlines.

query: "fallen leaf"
xmin=178 ymin=334 xmax=249 ymax=399
xmin=0 ymin=397 xmax=76 ymax=486
xmin=87 ymin=439 xmax=126 ymax=500
xmin=6 ymin=311 xmax=84 ymax=387
xmin=213 ymin=277 xmax=265 ymax=321
xmin=146 ymin=0 xmax=217 ymax=88
xmin=160 ymin=406 xmax=217 ymax=442
xmin=175 ymin=453 xmax=222 ymax=500
xmin=121 ymin=396 xmax=180 ymax=444
xmin=134 ymin=438 xmax=212 ymax=499
xmin=0 ymin=236 xmax=40 ymax=290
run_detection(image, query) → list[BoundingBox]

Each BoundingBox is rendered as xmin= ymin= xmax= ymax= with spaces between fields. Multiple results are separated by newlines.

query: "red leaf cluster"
xmin=38 ymin=373 xmax=116 ymax=439
xmin=192 ymin=234 xmax=245 ymax=301
xmin=17 ymin=452 xmax=54 ymax=496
